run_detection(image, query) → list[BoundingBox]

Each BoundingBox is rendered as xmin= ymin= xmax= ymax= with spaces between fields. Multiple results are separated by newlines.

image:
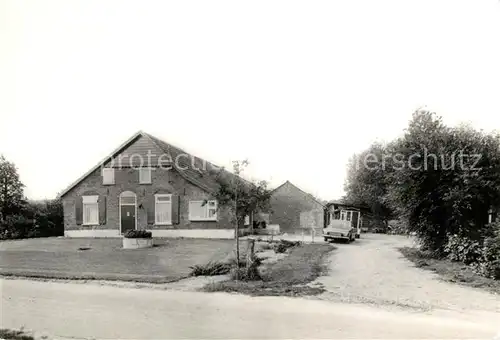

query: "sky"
xmin=1 ymin=0 xmax=500 ymax=201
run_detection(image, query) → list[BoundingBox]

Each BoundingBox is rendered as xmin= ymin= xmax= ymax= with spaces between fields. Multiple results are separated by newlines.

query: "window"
xmin=139 ymin=167 xmax=152 ymax=184
xmin=189 ymin=200 xmax=217 ymax=221
xmin=83 ymin=195 xmax=99 ymax=225
xmin=102 ymin=168 xmax=115 ymax=185
xmin=244 ymin=215 xmax=250 ymax=226
xmin=155 ymin=194 xmax=172 ymax=225
xmin=346 ymin=211 xmax=352 ymax=221
xmin=340 ymin=211 xmax=346 ymax=221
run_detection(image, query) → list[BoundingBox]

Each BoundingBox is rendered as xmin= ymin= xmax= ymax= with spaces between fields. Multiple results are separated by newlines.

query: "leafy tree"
xmin=210 ymin=160 xmax=272 ymax=276
xmin=344 ymin=109 xmax=500 ymax=256
xmin=0 ymin=156 xmax=64 ymax=239
xmin=25 ymin=198 xmax=64 ymax=237
xmin=343 ymin=142 xmax=395 ymax=228
xmin=0 ymin=155 xmax=25 ymax=220
xmin=386 ymin=110 xmax=500 ymax=254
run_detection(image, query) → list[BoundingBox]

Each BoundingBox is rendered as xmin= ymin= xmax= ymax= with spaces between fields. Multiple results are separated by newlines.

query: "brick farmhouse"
xmin=59 ymin=131 xmax=252 ymax=238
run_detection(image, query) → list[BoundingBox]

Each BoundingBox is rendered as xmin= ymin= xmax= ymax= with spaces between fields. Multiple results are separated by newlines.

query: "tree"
xmin=210 ymin=160 xmax=272 ymax=278
xmin=343 ymin=142 xmax=395 ymax=229
xmin=0 ymin=155 xmax=25 ymax=221
xmin=344 ymin=109 xmax=500 ymax=254
xmin=385 ymin=110 xmax=500 ymax=254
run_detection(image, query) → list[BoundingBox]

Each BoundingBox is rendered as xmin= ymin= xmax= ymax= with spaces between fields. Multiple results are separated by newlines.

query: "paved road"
xmin=314 ymin=234 xmax=500 ymax=313
xmin=1 ymin=279 xmax=498 ymax=339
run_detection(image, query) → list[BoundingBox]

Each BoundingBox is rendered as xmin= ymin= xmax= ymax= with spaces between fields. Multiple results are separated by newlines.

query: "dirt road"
xmin=313 ymin=234 xmax=500 ymax=314
xmin=1 ymin=278 xmax=498 ymax=339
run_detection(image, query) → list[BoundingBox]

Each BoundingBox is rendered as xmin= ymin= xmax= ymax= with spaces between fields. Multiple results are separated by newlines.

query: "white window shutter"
xmin=102 ymin=168 xmax=115 ymax=185
xmin=139 ymin=168 xmax=152 ymax=184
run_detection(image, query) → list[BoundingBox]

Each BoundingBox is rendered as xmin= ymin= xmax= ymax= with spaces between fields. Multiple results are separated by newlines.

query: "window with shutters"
xmin=139 ymin=168 xmax=152 ymax=184
xmin=102 ymin=168 xmax=115 ymax=185
xmin=189 ymin=200 xmax=217 ymax=221
xmin=155 ymin=194 xmax=172 ymax=225
xmin=82 ymin=195 xmax=99 ymax=225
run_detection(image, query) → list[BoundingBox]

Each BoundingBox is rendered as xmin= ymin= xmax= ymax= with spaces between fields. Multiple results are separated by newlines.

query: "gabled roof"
xmin=58 ymin=131 xmax=252 ymax=198
xmin=326 ymin=200 xmax=370 ymax=211
xmin=144 ymin=132 xmax=254 ymax=192
xmin=327 ymin=200 xmax=345 ymax=206
xmin=271 ymin=180 xmax=325 ymax=207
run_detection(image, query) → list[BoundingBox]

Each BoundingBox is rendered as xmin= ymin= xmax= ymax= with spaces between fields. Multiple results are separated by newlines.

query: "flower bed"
xmin=122 ymin=230 xmax=153 ymax=249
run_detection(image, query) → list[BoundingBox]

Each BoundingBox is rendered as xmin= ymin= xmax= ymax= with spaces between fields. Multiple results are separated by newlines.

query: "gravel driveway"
xmin=312 ymin=234 xmax=500 ymax=313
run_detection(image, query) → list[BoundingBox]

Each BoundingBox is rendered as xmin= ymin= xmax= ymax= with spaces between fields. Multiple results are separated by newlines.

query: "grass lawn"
xmin=399 ymin=247 xmax=500 ymax=295
xmin=0 ymin=237 xmax=235 ymax=283
xmin=204 ymin=243 xmax=335 ymax=297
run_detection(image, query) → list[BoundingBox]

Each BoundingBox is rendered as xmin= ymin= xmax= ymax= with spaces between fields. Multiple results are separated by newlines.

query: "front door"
xmin=121 ymin=205 xmax=136 ymax=234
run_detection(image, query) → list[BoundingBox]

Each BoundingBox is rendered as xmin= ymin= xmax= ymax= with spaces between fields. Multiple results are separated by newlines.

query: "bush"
xmin=475 ymin=225 xmax=500 ymax=279
xmin=0 ymin=199 xmax=63 ymax=240
xmin=388 ymin=219 xmax=409 ymax=235
xmin=443 ymin=222 xmax=500 ymax=280
xmin=190 ymin=261 xmax=231 ymax=276
xmin=0 ymin=329 xmax=35 ymax=340
xmin=0 ymin=215 xmax=34 ymax=240
xmin=123 ymin=229 xmax=152 ymax=239
xmin=444 ymin=234 xmax=483 ymax=265
xmin=274 ymin=240 xmax=301 ymax=253
xmin=473 ymin=242 xmax=500 ymax=280
xmin=230 ymin=261 xmax=262 ymax=282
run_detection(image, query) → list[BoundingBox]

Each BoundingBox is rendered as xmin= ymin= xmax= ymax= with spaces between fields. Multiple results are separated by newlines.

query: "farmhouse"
xmin=59 ymin=131 xmax=252 ymax=238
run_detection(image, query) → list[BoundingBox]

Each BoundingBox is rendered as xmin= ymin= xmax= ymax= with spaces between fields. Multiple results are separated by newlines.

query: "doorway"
xmin=120 ymin=191 xmax=137 ymax=234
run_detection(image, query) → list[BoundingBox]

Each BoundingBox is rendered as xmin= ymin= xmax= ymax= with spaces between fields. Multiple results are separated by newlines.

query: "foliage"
xmin=473 ymin=222 xmax=500 ymax=279
xmin=205 ymin=244 xmax=333 ymax=296
xmin=400 ymin=247 xmax=500 ymax=293
xmin=274 ymin=239 xmax=301 ymax=253
xmin=387 ymin=219 xmax=410 ymax=234
xmin=210 ymin=160 xmax=272 ymax=279
xmin=343 ymin=142 xmax=395 ymax=227
xmin=444 ymin=234 xmax=483 ymax=265
xmin=123 ymin=229 xmax=152 ymax=238
xmin=0 ymin=329 xmax=35 ymax=340
xmin=189 ymin=261 xmax=231 ymax=276
xmin=0 ymin=155 xmax=26 ymax=220
xmin=0 ymin=199 xmax=64 ymax=240
xmin=231 ymin=265 xmax=261 ymax=281
xmin=344 ymin=110 xmax=500 ymax=255
xmin=385 ymin=111 xmax=500 ymax=253
xmin=211 ymin=160 xmax=272 ymax=226
xmin=0 ymin=214 xmax=34 ymax=239
xmin=24 ymin=198 xmax=64 ymax=238
xmin=477 ymin=236 xmax=500 ymax=279
xmin=229 ymin=254 xmax=262 ymax=281
xmin=0 ymin=156 xmax=63 ymax=240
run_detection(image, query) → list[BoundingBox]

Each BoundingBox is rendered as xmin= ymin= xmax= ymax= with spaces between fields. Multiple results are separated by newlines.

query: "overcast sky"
xmin=1 ymin=0 xmax=500 ymax=201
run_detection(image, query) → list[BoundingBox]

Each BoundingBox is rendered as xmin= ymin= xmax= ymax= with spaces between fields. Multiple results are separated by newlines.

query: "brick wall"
xmin=269 ymin=182 xmax=324 ymax=234
xmin=62 ymin=166 xmax=234 ymax=233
